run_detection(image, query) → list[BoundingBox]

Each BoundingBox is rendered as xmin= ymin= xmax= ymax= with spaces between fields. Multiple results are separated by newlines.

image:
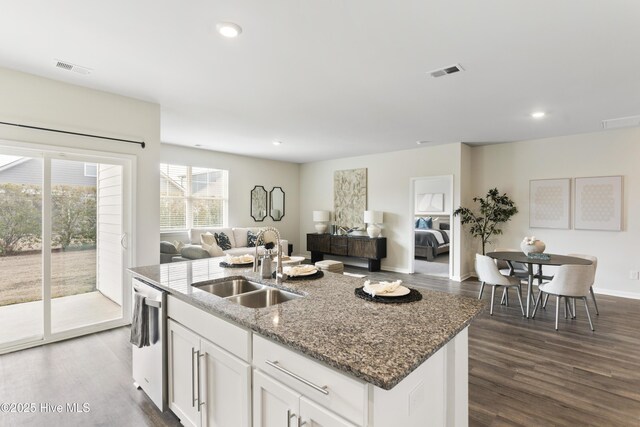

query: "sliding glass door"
xmin=0 ymin=146 xmax=131 ymax=351
xmin=0 ymin=153 xmax=43 ymax=346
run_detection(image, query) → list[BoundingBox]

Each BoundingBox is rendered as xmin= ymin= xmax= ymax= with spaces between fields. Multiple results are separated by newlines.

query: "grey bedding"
xmin=415 ymin=229 xmax=450 ymax=260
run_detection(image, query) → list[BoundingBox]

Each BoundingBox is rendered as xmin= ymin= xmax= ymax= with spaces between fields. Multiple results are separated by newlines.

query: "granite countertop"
xmin=129 ymin=258 xmax=484 ymax=390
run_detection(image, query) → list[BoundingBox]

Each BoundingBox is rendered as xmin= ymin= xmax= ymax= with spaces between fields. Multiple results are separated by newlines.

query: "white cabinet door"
xmin=168 ymin=319 xmax=201 ymax=427
xmin=253 ymin=370 xmax=300 ymax=427
xmin=200 ymin=338 xmax=251 ymax=427
xmin=299 ymin=397 xmax=357 ymax=427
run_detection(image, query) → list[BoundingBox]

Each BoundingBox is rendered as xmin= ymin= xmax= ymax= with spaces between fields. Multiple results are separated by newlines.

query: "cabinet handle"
xmin=287 ymin=409 xmax=297 ymax=427
xmin=198 ymin=352 xmax=205 ymax=409
xmin=266 ymin=360 xmax=329 ymax=395
xmin=191 ymin=348 xmax=197 ymax=407
xmin=299 ymin=419 xmax=308 ymax=427
xmin=196 ymin=350 xmax=203 ymax=412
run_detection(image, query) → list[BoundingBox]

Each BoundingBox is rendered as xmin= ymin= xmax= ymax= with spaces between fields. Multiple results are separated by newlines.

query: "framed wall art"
xmin=415 ymin=193 xmax=444 ymax=214
xmin=334 ymin=168 xmax=367 ymax=228
xmin=574 ymin=175 xmax=623 ymax=231
xmin=529 ymin=178 xmax=571 ymax=229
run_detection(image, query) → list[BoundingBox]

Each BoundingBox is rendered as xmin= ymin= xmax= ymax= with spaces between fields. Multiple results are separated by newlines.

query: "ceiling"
xmin=1 ymin=1 xmax=639 ymax=163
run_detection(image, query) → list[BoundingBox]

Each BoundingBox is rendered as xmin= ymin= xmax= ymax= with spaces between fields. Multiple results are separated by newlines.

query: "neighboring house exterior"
xmin=0 ymin=157 xmax=96 ymax=186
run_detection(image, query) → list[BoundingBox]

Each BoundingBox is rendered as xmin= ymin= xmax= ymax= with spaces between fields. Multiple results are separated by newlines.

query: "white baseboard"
xmin=381 ymin=266 xmax=411 ymax=274
xmin=593 ymin=288 xmax=640 ymax=300
xmin=452 ymin=273 xmax=472 ymax=282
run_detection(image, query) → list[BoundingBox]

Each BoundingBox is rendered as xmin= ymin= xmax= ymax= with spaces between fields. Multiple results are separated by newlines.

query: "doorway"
xmin=0 ymin=144 xmax=132 ymax=352
xmin=409 ymin=176 xmax=453 ymax=278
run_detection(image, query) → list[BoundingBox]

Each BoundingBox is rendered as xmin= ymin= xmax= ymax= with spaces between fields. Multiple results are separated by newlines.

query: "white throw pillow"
xmin=202 ymin=241 xmax=225 ymax=257
xmin=200 ymin=232 xmax=216 ymax=247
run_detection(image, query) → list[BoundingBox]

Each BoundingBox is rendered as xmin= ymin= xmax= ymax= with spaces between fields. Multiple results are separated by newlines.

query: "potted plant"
xmin=453 ymin=188 xmax=518 ymax=255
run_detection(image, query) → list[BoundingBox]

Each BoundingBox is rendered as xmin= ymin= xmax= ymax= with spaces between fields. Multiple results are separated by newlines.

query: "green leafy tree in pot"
xmin=453 ymin=188 xmax=518 ymax=255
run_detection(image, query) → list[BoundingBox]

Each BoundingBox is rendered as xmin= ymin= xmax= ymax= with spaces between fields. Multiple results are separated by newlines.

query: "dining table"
xmin=486 ymin=251 xmax=593 ymax=318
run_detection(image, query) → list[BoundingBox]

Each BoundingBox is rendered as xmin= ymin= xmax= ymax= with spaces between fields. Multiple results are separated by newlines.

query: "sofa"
xmin=160 ymin=227 xmax=289 ymax=263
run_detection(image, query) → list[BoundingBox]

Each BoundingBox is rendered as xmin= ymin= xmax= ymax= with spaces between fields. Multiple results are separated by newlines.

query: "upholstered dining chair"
xmin=542 ymin=254 xmax=598 ymax=318
xmin=567 ymin=254 xmax=599 ymax=315
xmin=532 ymin=264 xmax=595 ymax=331
xmin=491 ymin=248 xmax=531 ymax=307
xmin=476 ymin=254 xmax=525 ymax=316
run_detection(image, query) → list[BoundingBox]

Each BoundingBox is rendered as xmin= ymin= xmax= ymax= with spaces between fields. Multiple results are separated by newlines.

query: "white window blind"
xmin=160 ymin=163 xmax=227 ymax=231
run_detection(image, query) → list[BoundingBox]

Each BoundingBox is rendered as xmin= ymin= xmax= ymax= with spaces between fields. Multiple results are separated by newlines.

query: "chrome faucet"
xmin=253 ymin=227 xmax=287 ymax=284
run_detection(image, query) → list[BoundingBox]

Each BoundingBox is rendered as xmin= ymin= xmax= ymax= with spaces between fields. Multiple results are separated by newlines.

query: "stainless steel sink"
xmin=193 ymin=277 xmax=302 ymax=308
xmin=225 ymin=288 xmax=302 ymax=309
xmin=193 ymin=278 xmax=264 ymax=298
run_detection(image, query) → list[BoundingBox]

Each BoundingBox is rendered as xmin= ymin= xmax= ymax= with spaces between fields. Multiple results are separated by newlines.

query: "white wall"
xmin=299 ymin=143 xmax=470 ymax=278
xmin=161 ymin=144 xmax=300 ymax=253
xmin=0 ymin=67 xmax=161 ymax=267
xmin=470 ymin=128 xmax=640 ymax=298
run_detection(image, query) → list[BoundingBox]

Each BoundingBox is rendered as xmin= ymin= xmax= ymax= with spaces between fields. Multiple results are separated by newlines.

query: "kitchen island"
xmin=129 ymin=257 xmax=483 ymax=427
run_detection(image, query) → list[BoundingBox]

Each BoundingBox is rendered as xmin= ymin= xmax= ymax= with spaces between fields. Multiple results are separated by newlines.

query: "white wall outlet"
xmin=630 ymin=270 xmax=639 ymax=280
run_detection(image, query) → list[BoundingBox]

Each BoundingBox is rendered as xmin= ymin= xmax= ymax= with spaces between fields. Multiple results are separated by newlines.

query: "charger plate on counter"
xmin=354 ymin=286 xmax=422 ymax=304
xmin=219 ymin=261 xmax=253 ymax=268
xmin=274 ymin=270 xmax=324 ymax=281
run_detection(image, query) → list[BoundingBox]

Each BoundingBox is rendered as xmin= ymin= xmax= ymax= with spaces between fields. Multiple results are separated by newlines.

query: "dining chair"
xmin=542 ymin=254 xmax=598 ymax=317
xmin=532 ymin=264 xmax=595 ymax=331
xmin=476 ymin=254 xmax=525 ymax=316
xmin=492 ymin=248 xmax=531 ymax=307
xmin=567 ymin=253 xmax=599 ymax=315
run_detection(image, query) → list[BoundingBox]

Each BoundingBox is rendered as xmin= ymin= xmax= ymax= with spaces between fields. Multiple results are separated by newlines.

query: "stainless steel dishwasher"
xmin=132 ymin=278 xmax=167 ymax=411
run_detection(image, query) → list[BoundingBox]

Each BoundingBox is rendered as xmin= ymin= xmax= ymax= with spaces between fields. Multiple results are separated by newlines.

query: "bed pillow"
xmin=439 ymin=223 xmax=450 ymax=230
xmin=416 ymin=217 xmax=433 ymax=229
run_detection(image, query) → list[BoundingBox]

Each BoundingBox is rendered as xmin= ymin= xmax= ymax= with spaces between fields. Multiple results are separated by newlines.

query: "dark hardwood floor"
xmin=0 ymin=328 xmax=180 ymax=427
xmin=1 ymin=267 xmax=638 ymax=426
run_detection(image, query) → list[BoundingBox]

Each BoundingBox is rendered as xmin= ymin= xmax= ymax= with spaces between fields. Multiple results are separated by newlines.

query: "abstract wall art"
xmin=334 ymin=168 xmax=367 ymax=229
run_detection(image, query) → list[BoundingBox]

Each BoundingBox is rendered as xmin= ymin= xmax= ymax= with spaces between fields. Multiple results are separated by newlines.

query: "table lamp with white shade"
xmin=313 ymin=210 xmax=330 ymax=234
xmin=364 ymin=210 xmax=383 ymax=238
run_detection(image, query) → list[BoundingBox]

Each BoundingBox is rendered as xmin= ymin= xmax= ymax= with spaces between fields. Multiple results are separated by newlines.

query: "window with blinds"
xmin=160 ymin=164 xmax=228 ymax=231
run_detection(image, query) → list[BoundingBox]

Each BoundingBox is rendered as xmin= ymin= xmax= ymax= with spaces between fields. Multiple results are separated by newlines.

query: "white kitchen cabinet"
xmin=200 ymin=338 xmax=251 ymax=427
xmin=253 ymin=370 xmax=356 ymax=427
xmin=168 ymin=319 xmax=251 ymax=427
xmin=168 ymin=319 xmax=201 ymax=427
xmin=299 ymin=397 xmax=357 ymax=427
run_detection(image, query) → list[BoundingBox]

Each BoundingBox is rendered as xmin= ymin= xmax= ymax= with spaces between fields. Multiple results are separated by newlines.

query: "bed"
xmin=414 ymin=217 xmax=450 ymax=261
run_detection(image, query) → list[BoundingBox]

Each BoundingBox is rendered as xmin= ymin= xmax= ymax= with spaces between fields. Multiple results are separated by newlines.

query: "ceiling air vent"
xmin=601 ymin=115 xmax=640 ymax=129
xmin=54 ymin=59 xmax=92 ymax=75
xmin=429 ymin=64 xmax=464 ymax=78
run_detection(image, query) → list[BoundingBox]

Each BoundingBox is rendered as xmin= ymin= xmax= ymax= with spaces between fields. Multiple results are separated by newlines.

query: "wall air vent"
xmin=54 ymin=59 xmax=92 ymax=75
xmin=429 ymin=64 xmax=464 ymax=78
xmin=601 ymin=115 xmax=640 ymax=129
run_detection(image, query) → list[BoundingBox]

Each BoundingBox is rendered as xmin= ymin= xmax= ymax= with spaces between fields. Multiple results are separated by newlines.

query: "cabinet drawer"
xmin=253 ymin=335 xmax=366 ymax=426
xmin=331 ymin=236 xmax=348 ymax=255
xmin=167 ymin=295 xmax=251 ymax=362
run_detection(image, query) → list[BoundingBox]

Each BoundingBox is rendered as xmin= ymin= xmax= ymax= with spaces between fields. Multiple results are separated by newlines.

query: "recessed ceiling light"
xmin=194 ymin=144 xmax=202 ymax=147
xmin=531 ymin=111 xmax=546 ymax=119
xmin=272 ymin=140 xmax=282 ymax=146
xmin=216 ymin=22 xmax=242 ymax=38
xmin=416 ymin=140 xmax=430 ymax=145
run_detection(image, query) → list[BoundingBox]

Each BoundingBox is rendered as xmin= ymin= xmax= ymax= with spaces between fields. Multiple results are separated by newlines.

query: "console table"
xmin=307 ymin=234 xmax=387 ymax=272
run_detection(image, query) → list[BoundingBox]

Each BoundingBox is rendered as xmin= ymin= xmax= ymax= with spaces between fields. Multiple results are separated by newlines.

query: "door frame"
xmin=0 ymin=139 xmax=135 ymax=354
xmin=408 ymin=175 xmax=454 ymax=279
